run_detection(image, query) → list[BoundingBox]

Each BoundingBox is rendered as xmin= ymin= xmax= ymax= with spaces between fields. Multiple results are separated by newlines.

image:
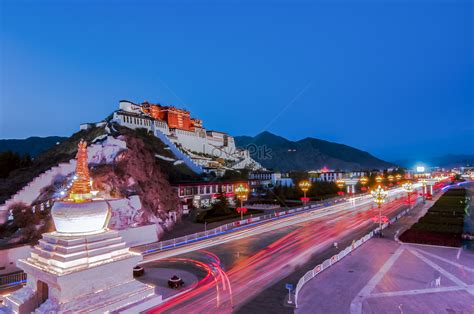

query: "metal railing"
xmin=0 ymin=271 xmax=27 ymax=289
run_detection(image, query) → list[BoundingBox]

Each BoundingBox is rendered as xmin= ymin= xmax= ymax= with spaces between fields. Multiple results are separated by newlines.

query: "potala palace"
xmin=81 ymin=100 xmax=261 ymax=174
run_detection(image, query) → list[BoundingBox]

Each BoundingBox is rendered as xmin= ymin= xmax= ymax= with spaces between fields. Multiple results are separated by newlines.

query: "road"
xmin=139 ymin=186 xmax=421 ymax=313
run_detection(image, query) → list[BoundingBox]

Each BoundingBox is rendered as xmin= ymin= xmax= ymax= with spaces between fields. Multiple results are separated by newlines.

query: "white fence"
xmin=293 ymin=199 xmax=422 ymax=308
xmin=0 ymin=271 xmax=27 ymax=289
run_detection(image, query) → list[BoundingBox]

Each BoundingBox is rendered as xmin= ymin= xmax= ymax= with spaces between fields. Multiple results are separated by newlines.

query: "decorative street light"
xmin=335 ymin=179 xmax=345 ymax=196
xmin=388 ymin=175 xmax=394 ymax=182
xmin=298 ymin=180 xmax=312 ymax=206
xmin=420 ymin=179 xmax=427 ymax=203
xmin=359 ymin=176 xmax=368 ymax=192
xmin=402 ymin=182 xmax=414 ymax=208
xmin=336 ymin=179 xmax=345 ymax=189
xmin=235 ymin=184 xmax=249 ymax=220
xmin=395 ymin=174 xmax=402 ymax=181
xmin=371 ymin=185 xmax=388 ymax=237
xmin=375 ymin=175 xmax=383 ymax=185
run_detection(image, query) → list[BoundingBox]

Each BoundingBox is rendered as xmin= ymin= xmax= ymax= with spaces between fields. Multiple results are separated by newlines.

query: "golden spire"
xmin=69 ymin=139 xmax=92 ymax=202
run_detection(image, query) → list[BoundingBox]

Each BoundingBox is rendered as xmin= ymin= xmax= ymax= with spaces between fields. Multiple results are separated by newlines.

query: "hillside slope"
xmin=235 ymin=131 xmax=393 ymax=171
xmin=0 ymin=122 xmax=207 ymax=243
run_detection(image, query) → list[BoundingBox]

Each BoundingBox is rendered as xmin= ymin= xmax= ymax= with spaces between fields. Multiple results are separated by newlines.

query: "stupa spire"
xmin=69 ymin=139 xmax=92 ymax=202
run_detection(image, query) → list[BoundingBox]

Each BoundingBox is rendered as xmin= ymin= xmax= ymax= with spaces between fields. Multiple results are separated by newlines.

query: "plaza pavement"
xmin=296 ymin=197 xmax=474 ymax=314
xmin=137 ymin=267 xmax=199 ymax=300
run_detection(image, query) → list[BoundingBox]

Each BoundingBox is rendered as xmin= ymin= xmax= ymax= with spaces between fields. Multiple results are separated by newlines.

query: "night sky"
xmin=1 ymin=0 xmax=472 ymax=161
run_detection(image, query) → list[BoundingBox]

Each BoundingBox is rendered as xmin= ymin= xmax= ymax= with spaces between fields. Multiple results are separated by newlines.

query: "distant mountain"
xmin=0 ymin=136 xmax=67 ymax=157
xmin=393 ymin=154 xmax=474 ymax=168
xmin=235 ymin=131 xmax=393 ymax=171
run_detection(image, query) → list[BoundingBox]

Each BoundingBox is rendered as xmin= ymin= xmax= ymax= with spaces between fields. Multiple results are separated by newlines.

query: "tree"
xmin=210 ymin=195 xmax=231 ymax=215
xmin=10 ymin=203 xmax=38 ymax=229
xmin=0 ymin=151 xmax=33 ymax=178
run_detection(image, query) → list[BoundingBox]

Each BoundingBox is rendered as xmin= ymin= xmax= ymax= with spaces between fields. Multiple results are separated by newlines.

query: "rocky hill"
xmin=235 ymin=131 xmax=393 ymax=171
xmin=0 ymin=122 xmax=205 ymax=242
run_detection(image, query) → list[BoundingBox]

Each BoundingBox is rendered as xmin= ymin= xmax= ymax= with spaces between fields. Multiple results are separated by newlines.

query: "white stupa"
xmin=1 ymin=140 xmax=161 ymax=313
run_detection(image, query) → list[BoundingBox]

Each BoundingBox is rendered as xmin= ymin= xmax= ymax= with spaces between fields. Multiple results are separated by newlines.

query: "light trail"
xmin=141 ymin=186 xmax=414 ymax=264
xmin=147 ymin=194 xmax=416 ymax=314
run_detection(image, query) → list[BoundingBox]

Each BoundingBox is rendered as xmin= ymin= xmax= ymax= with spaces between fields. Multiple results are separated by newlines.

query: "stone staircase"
xmin=153 ymin=129 xmax=204 ymax=174
xmin=0 ymin=160 xmax=77 ymax=223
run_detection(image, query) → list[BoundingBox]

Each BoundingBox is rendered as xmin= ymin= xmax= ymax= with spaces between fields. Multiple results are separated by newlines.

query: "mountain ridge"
xmin=0 ymin=136 xmax=67 ymax=157
xmin=235 ymin=131 xmax=393 ymax=171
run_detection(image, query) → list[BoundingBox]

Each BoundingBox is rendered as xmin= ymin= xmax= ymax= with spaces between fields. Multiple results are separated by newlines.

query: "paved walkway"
xmin=296 ymin=197 xmax=474 ymax=314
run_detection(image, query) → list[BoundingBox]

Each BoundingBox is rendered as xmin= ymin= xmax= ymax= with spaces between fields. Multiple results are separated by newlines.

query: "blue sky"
xmin=1 ymin=0 xmax=472 ymax=160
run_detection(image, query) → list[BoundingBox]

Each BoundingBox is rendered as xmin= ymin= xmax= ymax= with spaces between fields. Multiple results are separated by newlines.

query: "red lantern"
xmin=361 ymin=187 xmax=367 ymax=192
xmin=237 ymin=207 xmax=248 ymax=214
xmin=337 ymin=191 xmax=345 ymax=196
xmin=371 ymin=215 xmax=389 ymax=223
xmin=300 ymin=197 xmax=310 ymax=202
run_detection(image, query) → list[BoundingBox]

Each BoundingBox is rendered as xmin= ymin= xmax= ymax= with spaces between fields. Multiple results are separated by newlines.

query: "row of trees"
xmin=265 ymin=181 xmax=340 ymax=202
xmin=0 ymin=202 xmax=52 ymax=245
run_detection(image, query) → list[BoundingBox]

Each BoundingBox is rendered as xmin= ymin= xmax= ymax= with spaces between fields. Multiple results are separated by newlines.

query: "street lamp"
xmin=420 ymin=179 xmax=427 ymax=203
xmin=298 ymin=180 xmax=311 ymax=206
xmin=375 ymin=175 xmax=383 ymax=184
xmin=371 ymin=185 xmax=388 ymax=237
xmin=402 ymin=182 xmax=414 ymax=208
xmin=395 ymin=174 xmax=402 ymax=181
xmin=359 ymin=176 xmax=368 ymax=192
xmin=235 ymin=184 xmax=249 ymax=220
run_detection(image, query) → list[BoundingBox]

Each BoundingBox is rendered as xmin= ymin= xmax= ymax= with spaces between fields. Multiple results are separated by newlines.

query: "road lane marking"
xmin=408 ymin=248 xmax=472 ymax=294
xmin=413 ymin=248 xmax=474 ymax=273
xmin=350 ymin=246 xmax=405 ymax=314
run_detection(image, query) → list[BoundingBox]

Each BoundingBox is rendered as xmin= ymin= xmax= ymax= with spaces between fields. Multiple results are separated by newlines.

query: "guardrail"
xmin=0 ymin=271 xmax=27 ymax=289
xmin=293 ymin=195 xmax=425 ymax=308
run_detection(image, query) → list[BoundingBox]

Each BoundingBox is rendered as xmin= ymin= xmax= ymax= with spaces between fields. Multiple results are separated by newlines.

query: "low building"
xmin=172 ymin=181 xmax=248 ymax=208
xmin=308 ymin=169 xmax=368 ymax=182
xmin=248 ymin=171 xmax=294 ymax=190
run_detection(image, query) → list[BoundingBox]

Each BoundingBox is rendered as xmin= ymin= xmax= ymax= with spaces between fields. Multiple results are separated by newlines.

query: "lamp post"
xmin=235 ymin=184 xmax=249 ymax=220
xmin=298 ymin=180 xmax=311 ymax=206
xmin=387 ymin=175 xmax=394 ymax=187
xmin=420 ymin=179 xmax=427 ymax=203
xmin=395 ymin=174 xmax=402 ymax=182
xmin=371 ymin=185 xmax=388 ymax=237
xmin=375 ymin=175 xmax=383 ymax=185
xmin=359 ymin=176 xmax=368 ymax=192
xmin=402 ymin=182 xmax=414 ymax=208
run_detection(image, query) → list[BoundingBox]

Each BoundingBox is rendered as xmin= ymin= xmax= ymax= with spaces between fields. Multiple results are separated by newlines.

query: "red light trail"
xmin=148 ymin=197 xmax=409 ymax=314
